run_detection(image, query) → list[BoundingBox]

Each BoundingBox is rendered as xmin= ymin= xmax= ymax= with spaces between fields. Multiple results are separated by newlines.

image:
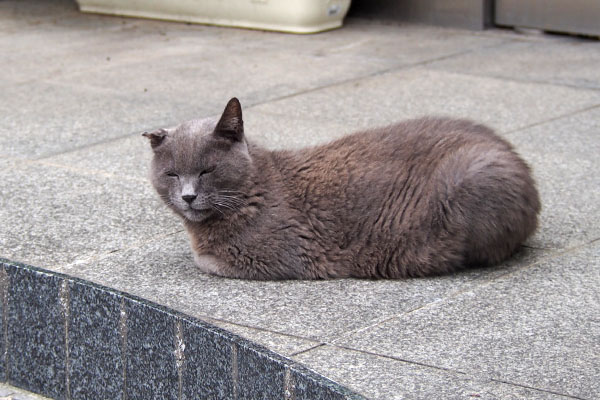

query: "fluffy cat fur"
xmin=144 ymin=98 xmax=540 ymax=280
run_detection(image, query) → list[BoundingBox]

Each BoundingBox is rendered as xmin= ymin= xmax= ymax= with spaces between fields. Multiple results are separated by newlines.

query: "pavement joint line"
xmin=32 ymin=130 xmax=153 ymax=161
xmin=327 ymin=343 xmax=470 ymax=377
xmin=423 ymin=66 xmax=600 ymax=93
xmin=288 ymin=343 xmax=327 ymax=358
xmin=23 ymin=37 xmax=514 ymax=162
xmin=20 ymin=30 xmax=584 ymax=164
xmin=329 ymin=243 xmax=588 ymax=344
xmin=328 ymin=298 xmax=446 ymax=344
xmin=241 ymin=44 xmax=516 ymax=112
xmin=27 ymin=158 xmax=148 ymax=183
xmin=7 ymin=91 xmax=600 ymax=180
xmin=488 ymin=378 xmax=588 ymax=400
xmin=48 ymin=228 xmax=185 ymax=271
xmin=327 ymin=344 xmax=585 ymax=399
xmin=199 ymin=315 xmax=324 ymax=346
xmin=17 ymin=94 xmax=600 ymax=177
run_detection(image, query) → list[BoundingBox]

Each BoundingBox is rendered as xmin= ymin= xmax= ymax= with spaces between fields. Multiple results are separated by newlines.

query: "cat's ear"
xmin=142 ymin=128 xmax=168 ymax=149
xmin=214 ymin=97 xmax=244 ymax=142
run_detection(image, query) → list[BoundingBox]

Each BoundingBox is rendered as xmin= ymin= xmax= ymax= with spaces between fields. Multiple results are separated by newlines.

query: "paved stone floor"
xmin=1 ymin=0 xmax=599 ymax=398
xmin=0 ymin=383 xmax=51 ymax=400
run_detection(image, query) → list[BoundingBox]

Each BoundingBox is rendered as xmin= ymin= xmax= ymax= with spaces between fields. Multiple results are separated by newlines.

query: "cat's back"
xmin=333 ymin=116 xmax=507 ymax=158
xmin=277 ymin=117 xmax=513 ymax=184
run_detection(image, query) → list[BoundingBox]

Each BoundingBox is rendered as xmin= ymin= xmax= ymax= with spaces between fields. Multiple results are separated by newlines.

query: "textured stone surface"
xmin=1 ymin=0 xmax=600 ymax=398
xmin=0 ymin=1 xmax=509 ymax=162
xmin=508 ymin=107 xmax=600 ymax=249
xmin=236 ymin=342 xmax=287 ymax=400
xmin=427 ymin=37 xmax=600 ymax=90
xmin=44 ymin=133 xmax=154 ymax=180
xmin=0 ymin=163 xmax=179 ymax=268
xmin=5 ymin=265 xmax=66 ymax=399
xmin=68 ymin=281 xmax=123 ymax=399
xmin=57 ymin=231 xmax=538 ymax=343
xmin=181 ymin=319 xmax=235 ymax=399
xmin=0 ymin=262 xmax=7 ymax=382
xmin=249 ymin=67 xmax=600 ymax=141
xmin=335 ymin=243 xmax=600 ymax=399
xmin=290 ymin=364 xmax=365 ymax=400
xmin=0 ymin=261 xmax=361 ymax=399
xmin=0 ymin=382 xmax=54 ymax=400
xmin=124 ymin=299 xmax=179 ymax=399
xmin=0 ymin=79 xmax=196 ymax=160
xmin=209 ymin=320 xmax=320 ymax=357
xmin=294 ymin=345 xmax=572 ymax=400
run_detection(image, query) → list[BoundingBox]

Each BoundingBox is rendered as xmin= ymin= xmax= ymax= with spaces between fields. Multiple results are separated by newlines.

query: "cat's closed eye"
xmin=200 ymin=166 xmax=216 ymax=176
xmin=166 ymin=172 xmax=179 ymax=178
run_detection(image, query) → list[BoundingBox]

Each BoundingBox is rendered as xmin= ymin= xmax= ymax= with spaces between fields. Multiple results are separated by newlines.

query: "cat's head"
xmin=143 ymin=98 xmax=252 ymax=223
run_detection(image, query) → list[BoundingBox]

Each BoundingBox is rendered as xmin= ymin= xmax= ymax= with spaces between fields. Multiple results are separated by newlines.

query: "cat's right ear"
xmin=142 ymin=128 xmax=168 ymax=149
xmin=214 ymin=97 xmax=244 ymax=142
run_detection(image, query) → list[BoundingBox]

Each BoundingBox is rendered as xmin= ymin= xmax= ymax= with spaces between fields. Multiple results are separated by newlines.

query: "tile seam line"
xmin=30 ymin=40 xmax=511 ymax=161
xmin=12 ymin=94 xmax=600 ymax=181
xmin=421 ymin=66 xmax=600 ymax=93
xmin=244 ymin=39 xmax=516 ymax=107
xmin=199 ymin=316 xmax=324 ymax=346
xmin=501 ymin=103 xmax=600 ymax=136
xmin=489 ymin=378 xmax=589 ymax=400
xmin=15 ymin=159 xmax=148 ymax=184
xmin=331 ymin=241 xmax=593 ymax=342
xmin=288 ymin=343 xmax=326 ymax=358
xmin=325 ymin=344 xmax=586 ymax=400
xmin=42 ymin=229 xmax=185 ymax=271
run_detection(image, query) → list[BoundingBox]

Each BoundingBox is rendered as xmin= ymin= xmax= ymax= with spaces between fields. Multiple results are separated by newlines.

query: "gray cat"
xmin=144 ymin=98 xmax=540 ymax=280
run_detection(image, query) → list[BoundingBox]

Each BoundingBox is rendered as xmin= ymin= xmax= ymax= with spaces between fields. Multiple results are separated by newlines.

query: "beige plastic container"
xmin=76 ymin=0 xmax=352 ymax=33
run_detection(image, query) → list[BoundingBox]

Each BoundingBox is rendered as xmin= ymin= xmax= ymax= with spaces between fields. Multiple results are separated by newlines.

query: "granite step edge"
xmin=0 ymin=257 xmax=365 ymax=400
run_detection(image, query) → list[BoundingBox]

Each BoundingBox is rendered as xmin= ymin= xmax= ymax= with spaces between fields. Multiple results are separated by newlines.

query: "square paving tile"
xmin=508 ymin=107 xmax=600 ymax=249
xmin=249 ymin=67 xmax=600 ymax=141
xmin=0 ymin=163 xmax=180 ymax=268
xmin=0 ymin=80 xmax=197 ymax=160
xmin=334 ymin=242 xmax=600 ymax=399
xmin=294 ymin=345 xmax=573 ymax=400
xmin=428 ymin=38 xmax=600 ymax=90
xmin=57 ymin=230 xmax=541 ymax=343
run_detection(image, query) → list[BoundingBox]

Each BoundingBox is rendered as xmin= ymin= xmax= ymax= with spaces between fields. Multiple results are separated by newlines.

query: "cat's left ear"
xmin=142 ymin=128 xmax=168 ymax=149
xmin=214 ymin=97 xmax=244 ymax=142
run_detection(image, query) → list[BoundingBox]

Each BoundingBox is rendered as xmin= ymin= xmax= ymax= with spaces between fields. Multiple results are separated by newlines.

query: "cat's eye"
xmin=166 ymin=172 xmax=179 ymax=178
xmin=199 ymin=166 xmax=216 ymax=176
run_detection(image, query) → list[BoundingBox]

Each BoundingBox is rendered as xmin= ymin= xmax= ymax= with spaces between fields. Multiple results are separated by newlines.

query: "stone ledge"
xmin=0 ymin=258 xmax=364 ymax=400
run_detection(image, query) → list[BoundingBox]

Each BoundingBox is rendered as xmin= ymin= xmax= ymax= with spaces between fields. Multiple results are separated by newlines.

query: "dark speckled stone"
xmin=124 ymin=299 xmax=179 ymax=400
xmin=68 ymin=281 xmax=123 ymax=399
xmin=290 ymin=365 xmax=366 ymax=400
xmin=0 ymin=260 xmax=362 ymax=399
xmin=6 ymin=265 xmax=66 ymax=399
xmin=0 ymin=263 xmax=8 ymax=382
xmin=237 ymin=342 xmax=286 ymax=400
xmin=181 ymin=319 xmax=234 ymax=399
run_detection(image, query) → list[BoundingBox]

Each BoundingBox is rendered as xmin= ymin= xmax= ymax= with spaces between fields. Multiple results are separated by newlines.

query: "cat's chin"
xmin=181 ymin=208 xmax=214 ymax=223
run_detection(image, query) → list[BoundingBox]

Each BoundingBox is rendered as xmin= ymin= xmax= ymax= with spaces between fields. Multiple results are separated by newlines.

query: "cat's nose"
xmin=182 ymin=194 xmax=197 ymax=204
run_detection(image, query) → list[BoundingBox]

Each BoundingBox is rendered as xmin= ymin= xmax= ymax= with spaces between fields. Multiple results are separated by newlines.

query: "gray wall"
xmin=349 ymin=0 xmax=494 ymax=30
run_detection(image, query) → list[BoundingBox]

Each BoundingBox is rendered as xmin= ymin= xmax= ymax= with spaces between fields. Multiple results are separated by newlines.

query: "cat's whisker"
xmin=213 ymin=201 xmax=239 ymax=211
xmin=210 ymin=204 xmax=225 ymax=216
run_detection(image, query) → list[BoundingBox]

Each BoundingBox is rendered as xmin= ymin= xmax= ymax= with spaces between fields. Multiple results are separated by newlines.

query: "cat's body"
xmin=144 ymin=98 xmax=540 ymax=280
